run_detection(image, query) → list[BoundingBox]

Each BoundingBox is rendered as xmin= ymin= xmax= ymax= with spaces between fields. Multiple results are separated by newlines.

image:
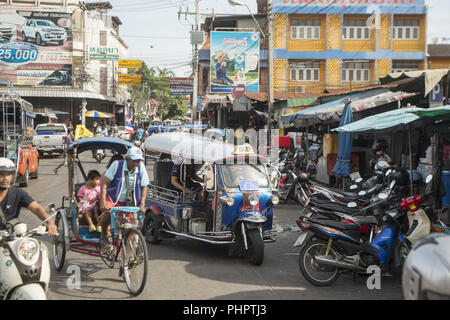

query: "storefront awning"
xmin=282 ymin=88 xmax=418 ymax=127
xmin=14 ymin=87 xmax=118 ymax=103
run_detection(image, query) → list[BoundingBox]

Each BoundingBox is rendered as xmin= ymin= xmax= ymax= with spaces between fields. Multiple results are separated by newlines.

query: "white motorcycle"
xmin=0 ymin=204 xmax=57 ymax=300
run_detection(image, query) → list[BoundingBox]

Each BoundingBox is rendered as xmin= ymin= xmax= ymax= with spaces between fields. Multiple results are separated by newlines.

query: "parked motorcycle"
xmin=0 ymin=204 xmax=57 ymax=300
xmin=295 ymin=179 xmax=411 ymax=286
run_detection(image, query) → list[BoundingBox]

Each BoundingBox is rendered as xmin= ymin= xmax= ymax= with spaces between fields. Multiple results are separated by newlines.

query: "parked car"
xmin=22 ymin=19 xmax=67 ymax=46
xmin=0 ymin=23 xmax=14 ymax=43
xmin=33 ymin=123 xmax=67 ymax=156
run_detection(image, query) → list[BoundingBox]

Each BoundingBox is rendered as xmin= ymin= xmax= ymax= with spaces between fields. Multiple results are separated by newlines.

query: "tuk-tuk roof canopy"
xmin=68 ymin=137 xmax=133 ymax=154
xmin=144 ymin=132 xmax=263 ymax=163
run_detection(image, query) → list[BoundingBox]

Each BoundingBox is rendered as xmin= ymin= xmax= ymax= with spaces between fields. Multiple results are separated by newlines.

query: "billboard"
xmin=210 ymin=32 xmax=260 ymax=94
xmin=89 ymin=46 xmax=119 ymax=61
xmin=0 ymin=8 xmax=73 ymax=86
xmin=118 ymin=59 xmax=142 ymax=69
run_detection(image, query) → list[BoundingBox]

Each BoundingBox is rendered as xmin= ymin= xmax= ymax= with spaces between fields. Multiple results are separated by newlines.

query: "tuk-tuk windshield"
xmin=221 ymin=164 xmax=269 ymax=188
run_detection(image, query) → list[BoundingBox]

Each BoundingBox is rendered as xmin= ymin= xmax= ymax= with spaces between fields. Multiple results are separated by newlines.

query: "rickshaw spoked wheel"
xmin=52 ymin=211 xmax=67 ymax=272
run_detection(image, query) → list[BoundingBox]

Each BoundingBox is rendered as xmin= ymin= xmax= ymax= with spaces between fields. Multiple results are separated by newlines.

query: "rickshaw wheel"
xmin=248 ymin=229 xmax=264 ymax=266
xmin=52 ymin=211 xmax=67 ymax=272
xmin=122 ymin=229 xmax=148 ymax=296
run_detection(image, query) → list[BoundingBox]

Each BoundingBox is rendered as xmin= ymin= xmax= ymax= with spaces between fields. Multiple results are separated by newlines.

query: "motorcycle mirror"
xmin=425 ymin=175 xmax=433 ymax=184
xmin=379 ymin=193 xmax=388 ymax=200
xmin=385 ymin=169 xmax=392 ymax=177
xmin=350 ymin=185 xmax=358 ymax=190
xmin=46 ymin=203 xmax=56 ymax=212
xmin=347 ymin=202 xmax=357 ymax=208
xmin=359 ymin=191 xmax=367 ymax=196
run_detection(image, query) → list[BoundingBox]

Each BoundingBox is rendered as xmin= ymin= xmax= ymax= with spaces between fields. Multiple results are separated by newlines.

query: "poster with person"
xmin=210 ymin=31 xmax=260 ymax=94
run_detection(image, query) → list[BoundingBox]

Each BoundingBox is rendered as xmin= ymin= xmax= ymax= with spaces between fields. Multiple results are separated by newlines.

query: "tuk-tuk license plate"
xmin=294 ymin=232 xmax=307 ymax=247
xmin=239 ymin=180 xmax=259 ymax=191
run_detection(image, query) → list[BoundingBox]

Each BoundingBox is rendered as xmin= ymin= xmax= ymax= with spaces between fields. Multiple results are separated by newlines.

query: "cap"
xmin=126 ymin=146 xmax=144 ymax=161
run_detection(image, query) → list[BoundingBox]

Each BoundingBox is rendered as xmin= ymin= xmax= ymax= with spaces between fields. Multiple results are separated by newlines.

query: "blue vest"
xmin=107 ymin=160 xmax=142 ymax=206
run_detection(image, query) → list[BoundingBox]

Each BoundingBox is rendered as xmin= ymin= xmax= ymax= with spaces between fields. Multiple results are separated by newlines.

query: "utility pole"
xmin=191 ymin=0 xmax=200 ymax=125
xmin=79 ymin=1 xmax=88 ymax=126
xmin=267 ymin=0 xmax=274 ymax=147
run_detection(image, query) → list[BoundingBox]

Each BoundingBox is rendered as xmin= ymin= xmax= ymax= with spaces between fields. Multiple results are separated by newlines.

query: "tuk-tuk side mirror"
xmin=204 ymin=165 xmax=216 ymax=192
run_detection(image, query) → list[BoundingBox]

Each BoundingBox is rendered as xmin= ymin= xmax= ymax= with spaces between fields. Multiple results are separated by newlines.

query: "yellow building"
xmin=270 ymin=0 xmax=427 ymax=94
xmin=428 ymin=44 xmax=450 ymax=70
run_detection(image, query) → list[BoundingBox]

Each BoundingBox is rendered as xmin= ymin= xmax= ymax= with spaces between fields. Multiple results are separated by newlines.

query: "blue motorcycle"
xmin=295 ymin=179 xmax=411 ymax=286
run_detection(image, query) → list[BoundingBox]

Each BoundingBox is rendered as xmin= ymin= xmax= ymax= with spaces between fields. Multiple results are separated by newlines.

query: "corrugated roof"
xmin=14 ymin=87 xmax=118 ymax=102
xmin=428 ymin=44 xmax=450 ymax=58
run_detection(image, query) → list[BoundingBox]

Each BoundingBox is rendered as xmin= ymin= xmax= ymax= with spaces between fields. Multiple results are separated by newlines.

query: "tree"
xmin=129 ymin=62 xmax=188 ymax=120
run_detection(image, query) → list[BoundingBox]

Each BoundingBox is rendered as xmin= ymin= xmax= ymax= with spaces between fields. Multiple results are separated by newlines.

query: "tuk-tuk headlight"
xmin=248 ymin=194 xmax=259 ymax=207
xmin=271 ymin=195 xmax=279 ymax=206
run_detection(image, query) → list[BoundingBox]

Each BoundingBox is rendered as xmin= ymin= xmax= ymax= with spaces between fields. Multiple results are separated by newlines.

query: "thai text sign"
xmin=89 ymin=47 xmax=119 ymax=61
xmin=170 ymin=77 xmax=193 ymax=95
xmin=118 ymin=73 xmax=141 ymax=85
xmin=118 ymin=59 xmax=142 ymax=69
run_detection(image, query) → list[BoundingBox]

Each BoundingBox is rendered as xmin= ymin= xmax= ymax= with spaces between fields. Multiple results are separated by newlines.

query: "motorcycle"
xmin=93 ymin=133 xmax=106 ymax=163
xmin=0 ymin=204 xmax=57 ymax=300
xmin=294 ymin=179 xmax=412 ymax=286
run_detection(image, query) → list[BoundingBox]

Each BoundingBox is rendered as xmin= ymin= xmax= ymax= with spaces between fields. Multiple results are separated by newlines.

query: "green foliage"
xmin=129 ymin=62 xmax=188 ymax=120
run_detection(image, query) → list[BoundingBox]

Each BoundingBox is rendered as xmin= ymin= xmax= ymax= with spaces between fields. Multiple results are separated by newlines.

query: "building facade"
xmin=267 ymin=0 xmax=427 ymax=94
xmin=0 ymin=0 xmax=128 ymax=124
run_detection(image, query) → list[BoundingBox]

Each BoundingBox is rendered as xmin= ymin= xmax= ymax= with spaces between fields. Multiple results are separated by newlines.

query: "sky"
xmin=107 ymin=0 xmax=450 ymax=77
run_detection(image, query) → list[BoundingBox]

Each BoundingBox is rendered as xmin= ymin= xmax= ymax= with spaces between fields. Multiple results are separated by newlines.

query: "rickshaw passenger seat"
xmin=75 ymin=182 xmax=86 ymax=196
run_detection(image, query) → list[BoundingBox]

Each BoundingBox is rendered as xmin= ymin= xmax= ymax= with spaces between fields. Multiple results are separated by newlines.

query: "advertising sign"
xmin=118 ymin=73 xmax=141 ymax=86
xmin=0 ymin=8 xmax=73 ymax=86
xmin=118 ymin=59 xmax=142 ymax=69
xmin=170 ymin=77 xmax=193 ymax=95
xmin=89 ymin=46 xmax=119 ymax=61
xmin=210 ymin=32 xmax=260 ymax=94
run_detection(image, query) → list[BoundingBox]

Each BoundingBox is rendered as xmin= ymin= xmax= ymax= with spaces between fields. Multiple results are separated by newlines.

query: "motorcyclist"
xmin=369 ymin=139 xmax=392 ymax=171
xmin=0 ymin=158 xmax=57 ymax=235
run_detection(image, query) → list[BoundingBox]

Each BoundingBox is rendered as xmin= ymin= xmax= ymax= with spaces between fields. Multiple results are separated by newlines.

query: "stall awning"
xmin=333 ymin=106 xmax=450 ymax=133
xmin=282 ymin=88 xmax=418 ymax=127
xmin=14 ymin=87 xmax=118 ymax=103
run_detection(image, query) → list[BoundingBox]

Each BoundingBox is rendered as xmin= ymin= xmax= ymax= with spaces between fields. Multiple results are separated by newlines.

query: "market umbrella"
xmin=332 ymin=100 xmax=353 ymax=180
xmin=84 ymin=110 xmax=113 ymax=118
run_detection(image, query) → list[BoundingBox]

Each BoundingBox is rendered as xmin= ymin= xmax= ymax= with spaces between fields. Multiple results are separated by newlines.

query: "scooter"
xmin=93 ymin=133 xmax=106 ymax=163
xmin=0 ymin=204 xmax=57 ymax=300
xmin=295 ymin=180 xmax=411 ymax=286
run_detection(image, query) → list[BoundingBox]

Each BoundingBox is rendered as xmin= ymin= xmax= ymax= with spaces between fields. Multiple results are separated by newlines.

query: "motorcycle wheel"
xmin=248 ymin=228 xmax=264 ymax=266
xmin=295 ymin=184 xmax=308 ymax=206
xmin=298 ymin=239 xmax=340 ymax=286
xmin=52 ymin=211 xmax=67 ymax=272
xmin=19 ymin=165 xmax=29 ymax=187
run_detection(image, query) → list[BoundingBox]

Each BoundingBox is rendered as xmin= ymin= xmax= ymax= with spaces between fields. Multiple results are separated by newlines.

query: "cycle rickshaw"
xmin=51 ymin=137 xmax=148 ymax=296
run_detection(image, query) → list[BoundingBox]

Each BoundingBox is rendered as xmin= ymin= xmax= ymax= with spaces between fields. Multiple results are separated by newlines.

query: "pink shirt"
xmin=77 ymin=185 xmax=100 ymax=203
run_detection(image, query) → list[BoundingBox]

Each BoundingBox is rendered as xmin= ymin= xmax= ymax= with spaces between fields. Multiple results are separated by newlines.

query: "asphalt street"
xmin=18 ymin=153 xmax=404 ymax=300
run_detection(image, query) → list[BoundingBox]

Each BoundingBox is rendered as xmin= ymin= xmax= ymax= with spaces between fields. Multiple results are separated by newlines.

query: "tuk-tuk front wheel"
xmin=248 ymin=228 xmax=264 ymax=266
xmin=143 ymin=213 xmax=161 ymax=245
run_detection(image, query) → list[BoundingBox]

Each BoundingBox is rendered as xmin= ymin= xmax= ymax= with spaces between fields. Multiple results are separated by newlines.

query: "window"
xmin=289 ymin=62 xmax=320 ymax=82
xmin=392 ymin=62 xmax=419 ymax=73
xmin=291 ymin=19 xmax=321 ymax=40
xmin=342 ymin=62 xmax=371 ymax=82
xmin=393 ymin=20 xmax=420 ymax=40
xmin=343 ymin=20 xmax=370 ymax=40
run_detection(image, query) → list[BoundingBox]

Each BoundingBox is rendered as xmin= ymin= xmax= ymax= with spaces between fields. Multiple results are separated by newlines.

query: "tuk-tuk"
xmin=143 ymin=132 xmax=280 ymax=265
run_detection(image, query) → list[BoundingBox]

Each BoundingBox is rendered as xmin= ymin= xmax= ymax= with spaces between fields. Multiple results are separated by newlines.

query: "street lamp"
xmin=227 ymin=0 xmax=266 ymax=38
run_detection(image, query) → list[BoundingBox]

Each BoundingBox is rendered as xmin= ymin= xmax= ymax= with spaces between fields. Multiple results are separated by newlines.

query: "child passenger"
xmin=77 ymin=170 xmax=102 ymax=232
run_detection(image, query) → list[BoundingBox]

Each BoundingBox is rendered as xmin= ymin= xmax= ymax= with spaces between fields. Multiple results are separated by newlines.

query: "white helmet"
xmin=0 ymin=158 xmax=16 ymax=173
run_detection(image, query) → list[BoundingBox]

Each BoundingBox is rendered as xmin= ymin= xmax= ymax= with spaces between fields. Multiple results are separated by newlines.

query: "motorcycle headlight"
xmin=248 ymin=194 xmax=259 ymax=207
xmin=18 ymin=239 xmax=39 ymax=261
xmin=271 ymin=195 xmax=279 ymax=206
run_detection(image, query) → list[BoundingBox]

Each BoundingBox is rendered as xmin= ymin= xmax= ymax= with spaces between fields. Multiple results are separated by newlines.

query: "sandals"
xmin=89 ymin=225 xmax=97 ymax=232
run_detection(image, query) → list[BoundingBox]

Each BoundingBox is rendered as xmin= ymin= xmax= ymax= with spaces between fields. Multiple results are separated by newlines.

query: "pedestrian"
xmin=67 ymin=120 xmax=74 ymax=132
xmin=54 ymin=129 xmax=74 ymax=175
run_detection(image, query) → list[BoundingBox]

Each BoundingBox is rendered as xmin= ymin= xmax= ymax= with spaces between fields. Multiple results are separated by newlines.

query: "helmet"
xmin=403 ymin=233 xmax=450 ymax=300
xmin=372 ymin=139 xmax=388 ymax=153
xmin=0 ymin=158 xmax=16 ymax=173
xmin=375 ymin=161 xmax=390 ymax=174
xmin=390 ymin=168 xmax=410 ymax=187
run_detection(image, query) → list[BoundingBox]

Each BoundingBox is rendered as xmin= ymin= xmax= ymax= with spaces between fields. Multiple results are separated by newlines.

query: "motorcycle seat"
xmin=351 ymin=216 xmax=378 ymax=226
xmin=333 ymin=192 xmax=358 ymax=201
xmin=311 ymin=199 xmax=361 ymax=215
xmin=308 ymin=217 xmax=361 ymax=238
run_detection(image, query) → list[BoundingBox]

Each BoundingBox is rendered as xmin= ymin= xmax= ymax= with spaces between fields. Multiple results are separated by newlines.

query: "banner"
xmin=0 ymin=7 xmax=73 ymax=86
xmin=210 ymin=32 xmax=260 ymax=94
xmin=118 ymin=59 xmax=142 ymax=69
xmin=118 ymin=73 xmax=141 ymax=86
xmin=170 ymin=77 xmax=193 ymax=95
